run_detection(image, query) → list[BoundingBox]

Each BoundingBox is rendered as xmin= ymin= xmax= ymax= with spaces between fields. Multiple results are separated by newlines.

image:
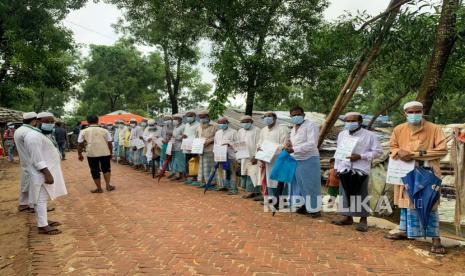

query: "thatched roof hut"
xmin=0 ymin=107 xmax=23 ymax=125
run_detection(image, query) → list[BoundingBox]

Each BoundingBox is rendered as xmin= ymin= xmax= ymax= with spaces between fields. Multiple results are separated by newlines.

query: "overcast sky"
xmin=63 ymin=0 xmax=391 ymax=108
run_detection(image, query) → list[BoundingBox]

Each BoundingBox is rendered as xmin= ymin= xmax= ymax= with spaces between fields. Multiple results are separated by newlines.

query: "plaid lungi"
xmin=400 ymin=208 xmax=440 ymax=238
xmin=198 ymin=152 xmax=215 ymax=183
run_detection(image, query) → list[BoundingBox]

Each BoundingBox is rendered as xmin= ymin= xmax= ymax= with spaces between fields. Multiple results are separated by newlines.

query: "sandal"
xmin=430 ymin=245 xmax=447 ymax=255
xmin=106 ymin=185 xmax=116 ymax=192
xmin=38 ymin=226 xmax=62 ymax=235
xmin=48 ymin=220 xmax=62 ymax=227
xmin=355 ymin=222 xmax=368 ymax=232
xmin=91 ymin=188 xmax=104 ymax=193
xmin=384 ymin=232 xmax=409 ymax=240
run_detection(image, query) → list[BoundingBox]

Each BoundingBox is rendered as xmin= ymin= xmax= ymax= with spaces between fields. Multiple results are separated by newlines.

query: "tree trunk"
xmin=416 ymin=0 xmax=459 ymax=114
xmin=367 ymin=90 xmax=410 ymax=129
xmin=162 ymin=46 xmax=178 ymax=114
xmin=317 ymin=0 xmax=405 ymax=148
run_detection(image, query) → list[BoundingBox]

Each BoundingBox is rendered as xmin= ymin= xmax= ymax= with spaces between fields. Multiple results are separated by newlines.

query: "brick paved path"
xmin=28 ymin=154 xmax=465 ymax=275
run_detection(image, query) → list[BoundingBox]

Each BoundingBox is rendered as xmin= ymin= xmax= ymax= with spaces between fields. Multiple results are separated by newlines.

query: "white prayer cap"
xmin=344 ymin=112 xmax=361 ymax=118
xmin=23 ymin=112 xmax=37 ymax=120
xmin=172 ymin=114 xmax=183 ymax=119
xmin=147 ymin=119 xmax=156 ymax=125
xmin=37 ymin=112 xmax=54 ymax=119
xmin=240 ymin=115 xmax=252 ymax=121
xmin=198 ymin=110 xmax=209 ymax=116
xmin=403 ymin=101 xmax=423 ymax=110
xmin=264 ymin=111 xmax=276 ymax=116
xmin=7 ymin=122 xmax=14 ymax=126
xmin=129 ymin=118 xmax=137 ymax=122
xmin=163 ymin=115 xmax=173 ymax=119
xmin=218 ymin=116 xmax=229 ymax=122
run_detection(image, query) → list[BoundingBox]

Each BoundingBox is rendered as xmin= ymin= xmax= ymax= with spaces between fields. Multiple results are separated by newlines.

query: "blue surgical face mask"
xmin=291 ymin=115 xmax=305 ymax=125
xmin=345 ymin=122 xmax=360 ymax=131
xmin=200 ymin=118 xmax=209 ymax=124
xmin=263 ymin=117 xmax=274 ymax=126
xmin=407 ymin=113 xmax=423 ymax=124
xmin=164 ymin=120 xmax=172 ymax=126
xmin=186 ymin=116 xmax=195 ymax=123
xmin=218 ymin=123 xmax=228 ymax=130
xmin=41 ymin=123 xmax=54 ymax=132
xmin=242 ymin=123 xmax=252 ymax=130
xmin=140 ymin=122 xmax=147 ymax=127
xmin=130 ymin=123 xmax=136 ymax=128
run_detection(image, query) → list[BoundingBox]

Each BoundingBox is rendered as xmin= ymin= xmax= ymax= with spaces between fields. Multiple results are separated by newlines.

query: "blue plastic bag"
xmin=270 ymin=150 xmax=298 ymax=183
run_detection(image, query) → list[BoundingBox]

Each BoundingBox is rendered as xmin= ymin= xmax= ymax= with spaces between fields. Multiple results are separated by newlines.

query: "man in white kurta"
xmin=214 ymin=117 xmax=239 ymax=194
xmin=332 ymin=112 xmax=383 ymax=232
xmin=14 ymin=112 xmax=38 ymax=211
xmin=25 ymin=112 xmax=67 ymax=234
xmin=182 ymin=111 xmax=200 ymax=182
xmin=237 ymin=115 xmax=261 ymax=200
xmin=257 ymin=112 xmax=289 ymax=197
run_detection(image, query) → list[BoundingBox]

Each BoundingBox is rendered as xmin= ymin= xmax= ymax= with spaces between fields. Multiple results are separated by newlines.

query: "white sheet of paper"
xmin=191 ymin=138 xmax=206 ymax=154
xmin=334 ymin=136 xmax=359 ymax=160
xmin=181 ymin=138 xmax=194 ymax=152
xmin=232 ymin=141 xmax=250 ymax=160
xmin=386 ymin=158 xmax=415 ymax=185
xmin=255 ymin=141 xmax=280 ymax=163
xmin=166 ymin=141 xmax=173 ymax=155
xmin=214 ymin=144 xmax=228 ymax=162
xmin=134 ymin=139 xmax=145 ymax=150
xmin=155 ymin=138 xmax=164 ymax=148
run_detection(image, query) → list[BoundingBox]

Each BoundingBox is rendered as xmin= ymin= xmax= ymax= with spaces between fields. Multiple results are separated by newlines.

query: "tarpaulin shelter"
xmin=81 ymin=111 xmax=145 ymax=125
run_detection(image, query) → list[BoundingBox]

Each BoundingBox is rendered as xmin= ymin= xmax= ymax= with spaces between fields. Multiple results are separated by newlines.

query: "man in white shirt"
xmin=238 ymin=115 xmax=261 ymax=200
xmin=257 ymin=112 xmax=289 ymax=198
xmin=131 ymin=119 xmax=146 ymax=170
xmin=78 ymin=115 xmax=115 ymax=193
xmin=332 ymin=112 xmax=383 ymax=231
xmin=182 ymin=111 xmax=200 ymax=183
xmin=14 ymin=112 xmax=38 ymax=212
xmin=171 ymin=114 xmax=187 ymax=181
xmin=143 ymin=119 xmax=162 ymax=175
xmin=213 ymin=117 xmax=239 ymax=194
xmin=285 ymin=106 xmax=321 ymax=217
xmin=25 ymin=112 xmax=67 ymax=235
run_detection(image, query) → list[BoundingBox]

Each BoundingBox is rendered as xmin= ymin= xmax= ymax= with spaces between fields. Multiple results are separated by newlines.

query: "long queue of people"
xmin=96 ymin=101 xmax=447 ymax=254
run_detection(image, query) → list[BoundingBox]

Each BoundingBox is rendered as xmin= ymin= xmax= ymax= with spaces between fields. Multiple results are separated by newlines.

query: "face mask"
xmin=344 ymin=122 xmax=360 ymax=131
xmin=8 ymin=125 xmax=14 ymax=129
xmin=263 ymin=117 xmax=274 ymax=126
xmin=200 ymin=118 xmax=209 ymax=124
xmin=118 ymin=124 xmax=123 ymax=129
xmin=186 ymin=116 xmax=195 ymax=123
xmin=407 ymin=113 xmax=423 ymax=124
xmin=149 ymin=127 xmax=157 ymax=131
xmin=140 ymin=122 xmax=147 ymax=127
xmin=218 ymin=124 xmax=228 ymax=130
xmin=173 ymin=120 xmax=180 ymax=127
xmin=41 ymin=123 xmax=54 ymax=132
xmin=242 ymin=123 xmax=252 ymax=130
xmin=164 ymin=120 xmax=172 ymax=126
xmin=130 ymin=123 xmax=136 ymax=128
xmin=107 ymin=126 xmax=113 ymax=129
xmin=291 ymin=115 xmax=305 ymax=125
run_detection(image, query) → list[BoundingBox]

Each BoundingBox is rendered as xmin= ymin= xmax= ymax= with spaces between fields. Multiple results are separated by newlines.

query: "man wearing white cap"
xmin=14 ymin=112 xmax=38 ymax=211
xmin=143 ymin=119 xmax=162 ymax=174
xmin=171 ymin=114 xmax=187 ymax=181
xmin=4 ymin=122 xmax=16 ymax=162
xmin=112 ymin=120 xmax=123 ymax=161
xmin=385 ymin=101 xmax=448 ymax=254
xmin=238 ymin=115 xmax=262 ymax=199
xmin=192 ymin=110 xmax=217 ymax=187
xmin=213 ymin=117 xmax=239 ymax=194
xmin=182 ymin=111 xmax=200 ymax=183
xmin=24 ymin=112 xmax=67 ymax=234
xmin=130 ymin=119 xmax=146 ymax=170
xmin=331 ymin=111 xmax=382 ymax=231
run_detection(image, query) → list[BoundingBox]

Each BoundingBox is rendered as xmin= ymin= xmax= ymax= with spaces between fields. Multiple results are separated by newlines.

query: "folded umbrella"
xmin=402 ymin=167 xmax=442 ymax=237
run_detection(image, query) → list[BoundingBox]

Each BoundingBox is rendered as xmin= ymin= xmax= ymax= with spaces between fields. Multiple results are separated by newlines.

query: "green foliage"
xmin=0 ymin=0 xmax=85 ymax=116
xmin=77 ymin=40 xmax=165 ymax=116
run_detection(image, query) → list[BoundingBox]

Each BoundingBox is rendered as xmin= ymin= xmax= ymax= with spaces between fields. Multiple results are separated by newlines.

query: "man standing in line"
xmin=4 ymin=122 xmax=16 ymax=162
xmin=182 ymin=111 xmax=200 ymax=183
xmin=257 ymin=112 xmax=289 ymax=198
xmin=14 ymin=112 xmax=38 ymax=212
xmin=213 ymin=117 xmax=239 ymax=194
xmin=238 ymin=115 xmax=261 ymax=199
xmin=286 ymin=106 xmax=322 ymax=218
xmin=385 ymin=101 xmax=448 ymax=254
xmin=192 ymin=111 xmax=217 ymax=187
xmin=54 ymin=122 xmax=67 ymax=160
xmin=78 ymin=115 xmax=116 ymax=193
xmin=24 ymin=112 xmax=67 ymax=234
xmin=331 ymin=112 xmax=383 ymax=231
xmin=171 ymin=114 xmax=186 ymax=181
